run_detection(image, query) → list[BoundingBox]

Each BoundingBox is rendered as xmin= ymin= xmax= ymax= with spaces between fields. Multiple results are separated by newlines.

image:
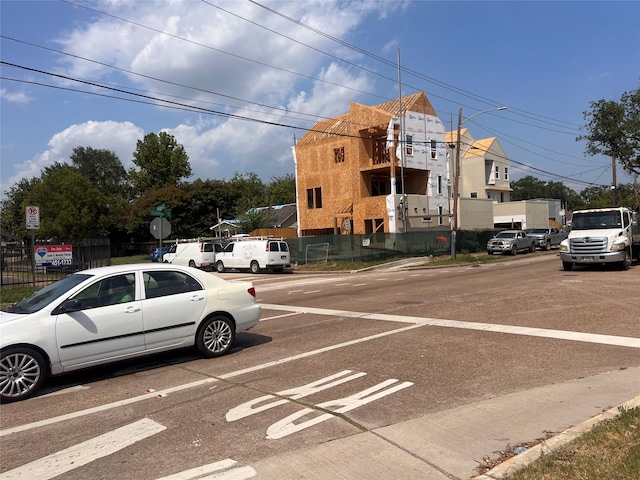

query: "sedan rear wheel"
xmin=0 ymin=347 xmax=47 ymax=403
xmin=196 ymin=316 xmax=235 ymax=358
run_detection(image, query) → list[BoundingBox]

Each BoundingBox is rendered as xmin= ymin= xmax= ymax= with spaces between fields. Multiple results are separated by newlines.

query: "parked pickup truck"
xmin=526 ymin=227 xmax=567 ymax=251
xmin=486 ymin=230 xmax=536 ymax=256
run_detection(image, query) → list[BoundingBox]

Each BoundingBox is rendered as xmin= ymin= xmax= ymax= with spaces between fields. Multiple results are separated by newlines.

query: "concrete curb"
xmin=475 ymin=394 xmax=640 ymax=479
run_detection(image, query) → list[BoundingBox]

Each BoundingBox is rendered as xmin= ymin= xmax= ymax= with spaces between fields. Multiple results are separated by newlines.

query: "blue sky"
xmin=1 ymin=0 xmax=639 ymax=198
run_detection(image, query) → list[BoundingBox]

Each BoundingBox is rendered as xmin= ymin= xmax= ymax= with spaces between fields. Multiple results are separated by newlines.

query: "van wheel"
xmin=216 ymin=261 xmax=225 ymax=273
xmin=196 ymin=315 xmax=235 ymax=358
xmin=188 ymin=260 xmax=196 ymax=268
xmin=250 ymin=261 xmax=260 ymax=274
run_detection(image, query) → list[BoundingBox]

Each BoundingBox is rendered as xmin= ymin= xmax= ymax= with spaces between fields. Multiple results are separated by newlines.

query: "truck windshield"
xmin=572 ymin=212 xmax=622 ymax=230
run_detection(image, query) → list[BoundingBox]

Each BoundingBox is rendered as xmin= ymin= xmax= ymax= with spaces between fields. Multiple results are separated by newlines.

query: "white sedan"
xmin=0 ymin=263 xmax=261 ymax=403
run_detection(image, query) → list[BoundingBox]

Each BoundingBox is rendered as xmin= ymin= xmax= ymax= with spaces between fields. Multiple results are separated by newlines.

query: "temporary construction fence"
xmin=1 ymin=238 xmax=110 ymax=288
xmin=286 ymin=229 xmax=498 ymax=265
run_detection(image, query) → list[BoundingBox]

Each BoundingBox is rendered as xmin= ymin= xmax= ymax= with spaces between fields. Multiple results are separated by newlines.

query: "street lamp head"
xmin=497 ymin=106 xmax=508 ymax=111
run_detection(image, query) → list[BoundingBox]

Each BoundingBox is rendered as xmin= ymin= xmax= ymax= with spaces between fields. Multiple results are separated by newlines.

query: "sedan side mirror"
xmin=56 ymin=299 xmax=82 ymax=314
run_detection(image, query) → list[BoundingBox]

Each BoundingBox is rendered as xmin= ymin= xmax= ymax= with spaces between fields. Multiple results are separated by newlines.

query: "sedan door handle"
xmin=124 ymin=305 xmax=141 ymax=313
xmin=190 ymin=295 xmax=205 ymax=302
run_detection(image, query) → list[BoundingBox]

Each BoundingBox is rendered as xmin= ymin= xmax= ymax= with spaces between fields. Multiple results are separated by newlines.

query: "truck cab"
xmin=560 ymin=207 xmax=637 ymax=271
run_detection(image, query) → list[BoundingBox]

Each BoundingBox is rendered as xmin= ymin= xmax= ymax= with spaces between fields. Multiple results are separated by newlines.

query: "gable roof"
xmin=296 ymin=92 xmax=438 ymax=147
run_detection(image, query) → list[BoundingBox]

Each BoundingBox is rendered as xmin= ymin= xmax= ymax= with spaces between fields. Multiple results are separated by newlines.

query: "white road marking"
xmin=0 ymin=379 xmax=215 ymax=437
xmin=352 ymin=283 xmax=367 ymax=287
xmin=260 ymin=304 xmax=640 ymax=349
xmin=1 ymin=418 xmax=166 ymax=479
xmin=156 ymin=459 xmax=256 ymax=480
xmin=226 ymin=370 xmax=367 ymax=422
xmin=266 ymin=379 xmax=413 ymax=439
xmin=259 ymin=312 xmax=301 ymax=321
xmin=304 ymin=290 xmax=322 ymax=294
xmin=3 ymin=303 xmax=638 ymax=438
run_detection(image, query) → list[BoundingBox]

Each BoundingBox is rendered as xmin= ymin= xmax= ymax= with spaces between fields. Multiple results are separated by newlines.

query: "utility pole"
xmin=611 ymin=155 xmax=618 ymax=207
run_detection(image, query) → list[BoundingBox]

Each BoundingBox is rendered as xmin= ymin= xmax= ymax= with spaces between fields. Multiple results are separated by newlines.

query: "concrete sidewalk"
xmin=250 ymin=366 xmax=640 ymax=479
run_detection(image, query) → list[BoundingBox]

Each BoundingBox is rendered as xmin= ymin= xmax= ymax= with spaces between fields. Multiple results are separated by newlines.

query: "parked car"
xmin=526 ymin=227 xmax=567 ymax=251
xmin=215 ymin=238 xmax=291 ymax=273
xmin=162 ymin=241 xmax=223 ymax=269
xmin=0 ymin=263 xmax=261 ymax=403
xmin=486 ymin=230 xmax=536 ymax=255
xmin=149 ymin=246 xmax=169 ymax=262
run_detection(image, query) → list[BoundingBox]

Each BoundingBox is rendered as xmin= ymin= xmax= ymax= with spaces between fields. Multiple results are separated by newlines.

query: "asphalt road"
xmin=1 ymin=253 xmax=639 ymax=479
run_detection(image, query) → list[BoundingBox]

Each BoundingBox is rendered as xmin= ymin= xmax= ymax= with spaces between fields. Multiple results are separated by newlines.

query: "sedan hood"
xmin=0 ymin=310 xmax=28 ymax=324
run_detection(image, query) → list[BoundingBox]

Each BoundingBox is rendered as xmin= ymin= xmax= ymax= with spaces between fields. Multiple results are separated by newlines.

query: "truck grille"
xmin=570 ymin=237 xmax=607 ymax=254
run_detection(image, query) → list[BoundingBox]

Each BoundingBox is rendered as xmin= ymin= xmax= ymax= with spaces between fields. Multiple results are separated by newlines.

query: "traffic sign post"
xmin=26 ymin=206 xmax=40 ymax=288
xmin=150 ymin=204 xmax=172 ymax=254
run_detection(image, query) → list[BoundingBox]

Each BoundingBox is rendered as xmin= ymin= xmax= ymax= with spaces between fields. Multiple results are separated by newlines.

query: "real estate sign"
xmin=34 ymin=245 xmax=73 ymax=267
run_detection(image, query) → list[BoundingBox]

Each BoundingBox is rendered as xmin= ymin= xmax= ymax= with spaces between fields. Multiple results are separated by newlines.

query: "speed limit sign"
xmin=26 ymin=205 xmax=40 ymax=230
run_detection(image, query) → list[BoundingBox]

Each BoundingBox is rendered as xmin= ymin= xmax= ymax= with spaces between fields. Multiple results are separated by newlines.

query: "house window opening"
xmin=495 ymin=165 xmax=500 ymax=180
xmin=334 ymin=146 xmax=345 ymax=163
xmin=406 ymin=134 xmax=413 ymax=156
xmin=307 ymin=187 xmax=323 ymax=209
xmin=430 ymin=139 xmax=437 ymax=159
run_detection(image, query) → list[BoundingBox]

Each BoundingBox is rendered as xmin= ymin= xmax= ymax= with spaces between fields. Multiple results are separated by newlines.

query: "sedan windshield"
xmin=2 ymin=274 xmax=91 ymax=314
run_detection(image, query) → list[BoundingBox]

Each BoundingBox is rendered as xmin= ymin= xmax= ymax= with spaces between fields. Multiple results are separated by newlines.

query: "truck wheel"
xmin=511 ymin=246 xmax=517 ymax=256
xmin=545 ymin=242 xmax=551 ymax=251
xmin=487 ymin=250 xmax=493 ymax=255
xmin=620 ymin=250 xmax=631 ymax=271
xmin=250 ymin=261 xmax=260 ymax=274
xmin=562 ymin=261 xmax=573 ymax=271
xmin=215 ymin=261 xmax=225 ymax=273
xmin=529 ymin=243 xmax=535 ymax=253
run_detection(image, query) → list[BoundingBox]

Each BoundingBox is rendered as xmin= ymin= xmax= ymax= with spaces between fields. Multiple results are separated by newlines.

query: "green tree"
xmin=70 ymin=146 xmax=131 ymax=237
xmin=0 ymin=178 xmax=37 ymax=240
xmin=129 ymin=132 xmax=192 ymax=196
xmin=578 ymin=87 xmax=640 ymax=175
xmin=229 ymin=172 xmax=267 ymax=216
xmin=235 ymin=201 xmax=276 ymax=234
xmin=29 ymin=163 xmax=105 ymax=240
xmin=579 ymin=183 xmax=639 ymax=210
xmin=510 ymin=175 xmax=584 ymax=210
xmin=267 ymin=173 xmax=296 ymax=205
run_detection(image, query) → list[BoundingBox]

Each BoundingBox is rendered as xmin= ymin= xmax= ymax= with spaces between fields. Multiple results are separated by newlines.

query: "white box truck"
xmin=559 ymin=207 xmax=638 ymax=271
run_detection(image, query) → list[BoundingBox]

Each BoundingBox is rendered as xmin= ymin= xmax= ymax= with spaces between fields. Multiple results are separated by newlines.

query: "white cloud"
xmin=6 ymin=121 xmax=143 ymax=187
xmin=0 ymin=88 xmax=32 ymax=104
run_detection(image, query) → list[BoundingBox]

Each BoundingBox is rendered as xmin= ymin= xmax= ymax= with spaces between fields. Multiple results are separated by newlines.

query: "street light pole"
xmin=451 ymin=106 xmax=508 ymax=259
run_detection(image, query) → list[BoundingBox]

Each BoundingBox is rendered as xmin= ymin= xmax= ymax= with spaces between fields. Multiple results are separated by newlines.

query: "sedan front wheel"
xmin=196 ymin=316 xmax=235 ymax=358
xmin=0 ymin=347 xmax=47 ymax=403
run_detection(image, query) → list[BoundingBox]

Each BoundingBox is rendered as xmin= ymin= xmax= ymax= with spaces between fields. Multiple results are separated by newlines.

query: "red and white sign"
xmin=26 ymin=205 xmax=40 ymax=230
xmin=34 ymin=245 xmax=73 ymax=267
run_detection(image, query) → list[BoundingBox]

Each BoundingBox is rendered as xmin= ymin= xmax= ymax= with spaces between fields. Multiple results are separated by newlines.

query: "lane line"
xmin=261 ymin=304 xmax=640 ymax=349
xmin=1 ymin=418 xmax=166 ymax=479
xmin=0 ymin=323 xmax=422 ymax=438
xmin=3 ymin=303 xmax=638 ymax=438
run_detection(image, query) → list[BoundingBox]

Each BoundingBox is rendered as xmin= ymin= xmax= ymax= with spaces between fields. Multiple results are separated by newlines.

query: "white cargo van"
xmin=163 ymin=241 xmax=223 ymax=269
xmin=215 ymin=238 xmax=290 ymax=273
